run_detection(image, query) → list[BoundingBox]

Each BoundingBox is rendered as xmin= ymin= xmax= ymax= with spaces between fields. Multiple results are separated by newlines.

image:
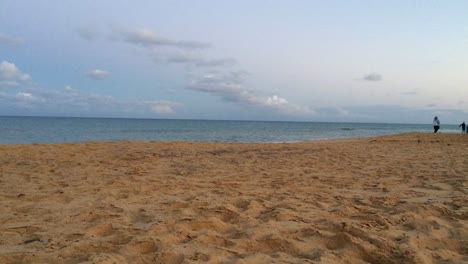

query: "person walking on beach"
xmin=459 ymin=122 xmax=466 ymax=133
xmin=433 ymin=116 xmax=440 ymax=133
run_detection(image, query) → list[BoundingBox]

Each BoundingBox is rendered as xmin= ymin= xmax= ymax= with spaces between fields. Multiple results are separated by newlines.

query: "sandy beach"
xmin=0 ymin=133 xmax=466 ymax=264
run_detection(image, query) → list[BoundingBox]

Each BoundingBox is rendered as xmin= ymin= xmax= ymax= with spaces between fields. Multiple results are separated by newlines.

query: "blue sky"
xmin=1 ymin=1 xmax=467 ymax=123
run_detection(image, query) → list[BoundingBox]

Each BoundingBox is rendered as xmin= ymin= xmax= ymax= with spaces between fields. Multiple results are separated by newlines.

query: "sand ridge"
xmin=0 ymin=133 xmax=467 ymax=263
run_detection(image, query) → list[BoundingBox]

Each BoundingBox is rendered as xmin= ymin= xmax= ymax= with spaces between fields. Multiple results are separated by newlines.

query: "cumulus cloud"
xmin=0 ymin=61 xmax=31 ymax=82
xmin=113 ymin=27 xmax=210 ymax=50
xmin=87 ymin=69 xmax=109 ymax=80
xmin=265 ymin=95 xmax=288 ymax=107
xmin=362 ymin=73 xmax=382 ymax=81
xmin=16 ymin=92 xmax=34 ymax=101
xmin=19 ymin=74 xmax=31 ymax=81
xmin=187 ymin=72 xmax=311 ymax=114
xmin=0 ymin=32 xmax=21 ymax=47
xmin=150 ymin=101 xmax=180 ymax=114
xmin=12 ymin=92 xmax=46 ymax=110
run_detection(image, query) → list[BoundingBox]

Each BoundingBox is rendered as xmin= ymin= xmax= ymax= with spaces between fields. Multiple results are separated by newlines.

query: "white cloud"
xmin=87 ymin=69 xmax=109 ymax=80
xmin=15 ymin=92 xmax=45 ymax=103
xmin=251 ymin=95 xmax=311 ymax=114
xmin=113 ymin=27 xmax=210 ymax=50
xmin=362 ymin=73 xmax=382 ymax=81
xmin=150 ymin=101 xmax=179 ymax=114
xmin=264 ymin=95 xmax=288 ymax=106
xmin=16 ymin=92 xmax=33 ymax=100
xmin=1 ymin=61 xmax=21 ymax=79
xmin=0 ymin=61 xmax=31 ymax=81
xmin=187 ymin=72 xmax=311 ymax=115
xmin=64 ymin=85 xmax=73 ymax=91
xmin=19 ymin=74 xmax=31 ymax=81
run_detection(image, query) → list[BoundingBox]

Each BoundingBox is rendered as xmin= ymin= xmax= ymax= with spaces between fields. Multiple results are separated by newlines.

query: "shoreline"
xmin=2 ymin=131 xmax=461 ymax=146
xmin=1 ymin=133 xmax=467 ymax=263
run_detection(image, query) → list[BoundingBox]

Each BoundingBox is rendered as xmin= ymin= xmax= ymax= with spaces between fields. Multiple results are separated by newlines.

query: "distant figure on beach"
xmin=433 ymin=116 xmax=440 ymax=133
xmin=459 ymin=122 xmax=466 ymax=133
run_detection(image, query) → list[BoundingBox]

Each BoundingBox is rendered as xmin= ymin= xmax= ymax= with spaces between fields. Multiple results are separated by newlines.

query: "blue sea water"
xmin=0 ymin=116 xmax=462 ymax=144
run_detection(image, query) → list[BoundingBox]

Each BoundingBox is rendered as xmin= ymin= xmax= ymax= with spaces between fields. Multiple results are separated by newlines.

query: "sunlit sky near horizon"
xmin=1 ymin=1 xmax=467 ymax=124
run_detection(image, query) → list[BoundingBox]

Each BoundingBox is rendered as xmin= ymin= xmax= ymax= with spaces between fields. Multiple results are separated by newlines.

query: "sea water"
xmin=0 ymin=116 xmax=461 ymax=144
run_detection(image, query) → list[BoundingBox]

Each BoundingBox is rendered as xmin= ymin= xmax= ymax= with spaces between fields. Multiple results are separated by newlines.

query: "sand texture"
xmin=0 ymin=133 xmax=467 ymax=264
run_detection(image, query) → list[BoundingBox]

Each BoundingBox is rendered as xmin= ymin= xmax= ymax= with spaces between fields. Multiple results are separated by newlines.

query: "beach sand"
xmin=0 ymin=133 xmax=467 ymax=264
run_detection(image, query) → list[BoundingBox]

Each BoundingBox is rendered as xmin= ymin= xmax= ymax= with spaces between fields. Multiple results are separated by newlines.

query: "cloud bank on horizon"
xmin=1 ymin=1 xmax=467 ymax=123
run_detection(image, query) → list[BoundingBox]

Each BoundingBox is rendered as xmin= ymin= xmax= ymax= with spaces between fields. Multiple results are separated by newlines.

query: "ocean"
xmin=0 ymin=116 xmax=462 ymax=144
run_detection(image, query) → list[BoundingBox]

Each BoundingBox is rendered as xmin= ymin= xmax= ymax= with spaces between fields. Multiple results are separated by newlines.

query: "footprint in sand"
xmin=210 ymin=206 xmax=241 ymax=223
xmin=155 ymin=252 xmax=185 ymax=264
xmin=86 ymin=224 xmax=114 ymax=237
xmin=87 ymin=253 xmax=127 ymax=264
xmin=188 ymin=251 xmax=210 ymax=261
xmin=124 ymin=239 xmax=159 ymax=254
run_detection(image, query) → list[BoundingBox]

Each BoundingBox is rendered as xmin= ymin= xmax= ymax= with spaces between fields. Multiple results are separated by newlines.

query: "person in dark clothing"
xmin=460 ymin=122 xmax=466 ymax=133
xmin=433 ymin=116 xmax=440 ymax=133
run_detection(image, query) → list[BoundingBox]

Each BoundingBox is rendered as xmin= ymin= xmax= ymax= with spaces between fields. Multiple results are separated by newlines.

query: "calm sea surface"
xmin=0 ymin=116 xmax=461 ymax=144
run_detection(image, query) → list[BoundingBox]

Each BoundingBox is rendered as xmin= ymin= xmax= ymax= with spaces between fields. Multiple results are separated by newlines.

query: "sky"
xmin=1 ymin=0 xmax=467 ymax=124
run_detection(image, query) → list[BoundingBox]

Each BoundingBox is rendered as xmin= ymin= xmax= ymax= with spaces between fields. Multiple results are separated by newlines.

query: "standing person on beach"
xmin=433 ymin=116 xmax=440 ymax=133
xmin=459 ymin=122 xmax=466 ymax=133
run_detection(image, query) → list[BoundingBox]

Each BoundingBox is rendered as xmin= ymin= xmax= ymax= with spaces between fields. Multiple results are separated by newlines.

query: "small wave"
xmin=341 ymin=128 xmax=355 ymax=131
